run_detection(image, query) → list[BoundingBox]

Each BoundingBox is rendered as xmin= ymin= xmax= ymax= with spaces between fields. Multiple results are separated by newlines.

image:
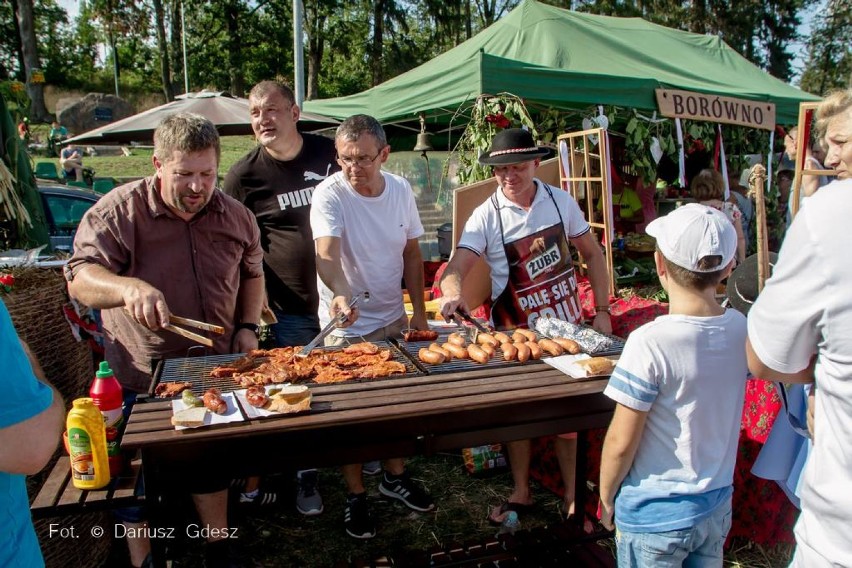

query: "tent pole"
xmin=293 ymin=0 xmax=305 ymax=106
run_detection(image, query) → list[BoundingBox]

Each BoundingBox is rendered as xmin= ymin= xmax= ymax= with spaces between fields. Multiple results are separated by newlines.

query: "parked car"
xmin=38 ymin=183 xmax=100 ymax=253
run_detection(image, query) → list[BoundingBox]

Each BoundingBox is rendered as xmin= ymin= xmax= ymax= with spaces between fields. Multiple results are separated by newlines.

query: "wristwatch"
xmin=235 ymin=322 xmax=261 ymax=336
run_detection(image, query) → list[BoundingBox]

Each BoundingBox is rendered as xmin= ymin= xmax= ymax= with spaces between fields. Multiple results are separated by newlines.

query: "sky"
xmin=55 ymin=0 xmax=817 ymax=85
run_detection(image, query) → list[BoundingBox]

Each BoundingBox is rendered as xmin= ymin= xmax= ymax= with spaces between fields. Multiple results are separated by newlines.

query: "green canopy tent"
xmin=304 ymin=0 xmax=819 ymax=128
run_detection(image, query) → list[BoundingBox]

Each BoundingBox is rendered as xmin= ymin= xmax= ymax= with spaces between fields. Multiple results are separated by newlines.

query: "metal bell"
xmin=413 ymin=132 xmax=433 ymax=153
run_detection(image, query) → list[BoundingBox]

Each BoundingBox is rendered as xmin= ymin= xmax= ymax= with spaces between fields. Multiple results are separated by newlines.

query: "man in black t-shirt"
xmin=225 ymin=81 xmax=338 ymax=342
xmin=224 ymin=80 xmax=338 ymax=516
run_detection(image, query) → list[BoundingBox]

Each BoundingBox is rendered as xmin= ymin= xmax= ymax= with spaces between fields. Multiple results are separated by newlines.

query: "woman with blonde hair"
xmin=691 ymin=168 xmax=746 ymax=262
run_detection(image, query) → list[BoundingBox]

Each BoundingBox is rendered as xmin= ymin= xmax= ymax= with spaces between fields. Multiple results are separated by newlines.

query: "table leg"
xmin=141 ymin=452 xmax=168 ymax=568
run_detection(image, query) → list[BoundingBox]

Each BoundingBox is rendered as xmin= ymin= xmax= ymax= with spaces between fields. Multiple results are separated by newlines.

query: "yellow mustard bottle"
xmin=66 ymin=397 xmax=110 ymax=489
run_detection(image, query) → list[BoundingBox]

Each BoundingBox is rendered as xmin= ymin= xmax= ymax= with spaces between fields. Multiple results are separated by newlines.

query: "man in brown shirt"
xmin=66 ymin=113 xmax=263 ymax=568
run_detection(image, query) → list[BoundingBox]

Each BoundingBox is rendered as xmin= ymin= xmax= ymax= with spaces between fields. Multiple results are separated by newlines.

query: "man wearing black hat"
xmin=438 ymin=127 xmax=612 ymax=524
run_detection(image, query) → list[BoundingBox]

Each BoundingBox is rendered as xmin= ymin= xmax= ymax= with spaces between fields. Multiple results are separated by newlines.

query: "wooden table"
xmin=122 ymin=362 xmax=615 ymax=567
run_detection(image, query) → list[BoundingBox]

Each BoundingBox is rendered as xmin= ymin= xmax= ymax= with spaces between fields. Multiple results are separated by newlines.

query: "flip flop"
xmin=488 ymin=500 xmax=534 ymax=525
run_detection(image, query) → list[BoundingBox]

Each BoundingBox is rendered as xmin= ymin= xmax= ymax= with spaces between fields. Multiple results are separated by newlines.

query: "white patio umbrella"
xmin=64 ymin=91 xmax=339 ymax=145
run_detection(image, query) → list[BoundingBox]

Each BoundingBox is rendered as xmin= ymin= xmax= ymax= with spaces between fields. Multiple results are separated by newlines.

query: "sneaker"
xmin=295 ymin=469 xmax=323 ymax=516
xmin=239 ymin=488 xmax=280 ymax=508
xmin=362 ymin=460 xmax=382 ymax=476
xmin=344 ymin=492 xmax=376 ymax=539
xmin=379 ymin=470 xmax=435 ymax=512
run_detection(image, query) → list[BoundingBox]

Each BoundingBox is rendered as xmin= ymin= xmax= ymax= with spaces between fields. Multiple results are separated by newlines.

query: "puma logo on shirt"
xmin=304 ymin=164 xmax=332 ymax=181
xmin=277 ymin=187 xmax=314 ymax=210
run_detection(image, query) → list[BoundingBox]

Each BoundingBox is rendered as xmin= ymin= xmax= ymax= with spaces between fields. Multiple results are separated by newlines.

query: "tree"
xmin=799 ymin=0 xmax=852 ymax=94
xmin=304 ymin=0 xmax=340 ymax=100
xmin=170 ymin=0 xmax=185 ymax=94
xmin=571 ymin=0 xmax=811 ymax=83
xmin=13 ymin=0 xmax=50 ymax=121
xmin=152 ymin=0 xmax=175 ymax=101
xmin=368 ymin=0 xmax=409 ymax=86
xmin=474 ymin=0 xmax=517 ymax=27
xmin=88 ymin=0 xmax=150 ymax=96
xmin=0 ymin=0 xmax=26 ymax=82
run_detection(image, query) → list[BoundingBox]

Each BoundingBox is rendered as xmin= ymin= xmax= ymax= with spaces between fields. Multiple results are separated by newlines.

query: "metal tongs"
xmin=163 ymin=315 xmax=225 ymax=348
xmin=297 ymin=292 xmax=370 ymax=357
xmin=453 ymin=307 xmax=490 ymax=341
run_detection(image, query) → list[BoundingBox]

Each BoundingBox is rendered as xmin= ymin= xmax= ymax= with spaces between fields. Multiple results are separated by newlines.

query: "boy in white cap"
xmin=598 ymin=203 xmax=748 ymax=567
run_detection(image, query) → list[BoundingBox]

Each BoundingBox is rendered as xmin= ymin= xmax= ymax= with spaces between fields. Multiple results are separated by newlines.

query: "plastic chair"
xmin=35 ymin=162 xmax=61 ymax=181
xmin=92 ymin=179 xmax=115 ymax=195
xmin=66 ymin=180 xmax=89 ymax=188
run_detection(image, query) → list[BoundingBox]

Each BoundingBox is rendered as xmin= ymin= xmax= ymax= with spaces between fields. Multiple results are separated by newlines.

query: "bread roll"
xmin=171 ymin=406 xmax=208 ymax=427
xmin=272 ymin=384 xmax=310 ymax=404
xmin=576 ymin=357 xmax=615 ymax=376
xmin=267 ymin=386 xmax=312 ymax=413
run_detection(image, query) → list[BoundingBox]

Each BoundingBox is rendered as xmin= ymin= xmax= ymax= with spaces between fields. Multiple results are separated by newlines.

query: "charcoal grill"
xmin=147 ymin=341 xmax=423 ymax=400
xmin=395 ymin=331 xmax=546 ymax=374
xmin=395 ymin=328 xmax=624 ymax=374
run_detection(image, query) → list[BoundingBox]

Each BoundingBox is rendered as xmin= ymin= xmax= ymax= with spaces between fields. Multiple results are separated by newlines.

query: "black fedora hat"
xmin=727 ymin=252 xmax=779 ymax=315
xmin=478 ymin=128 xmax=550 ymax=166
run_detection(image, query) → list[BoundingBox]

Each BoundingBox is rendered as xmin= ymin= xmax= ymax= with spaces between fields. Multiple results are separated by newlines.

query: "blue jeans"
xmin=616 ymin=497 xmax=732 ymax=568
xmin=270 ymin=311 xmax=320 ymax=347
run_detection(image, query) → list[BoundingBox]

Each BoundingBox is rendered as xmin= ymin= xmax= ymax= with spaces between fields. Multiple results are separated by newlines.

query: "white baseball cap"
xmin=646 ymin=203 xmax=737 ymax=272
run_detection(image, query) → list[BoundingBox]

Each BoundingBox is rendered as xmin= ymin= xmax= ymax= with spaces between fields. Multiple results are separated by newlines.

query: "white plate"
xmin=234 ymin=384 xmax=311 ymax=418
xmin=171 ymin=392 xmax=243 ymax=430
xmin=543 ymin=353 xmax=593 ymax=379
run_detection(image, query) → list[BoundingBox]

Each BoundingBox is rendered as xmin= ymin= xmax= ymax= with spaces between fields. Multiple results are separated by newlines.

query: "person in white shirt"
xmin=438 ymin=128 xmax=612 ymax=525
xmin=310 ymin=114 xmax=433 ymax=540
xmin=599 ymin=204 xmax=747 ymax=566
xmin=747 ymin=88 xmax=852 ymax=568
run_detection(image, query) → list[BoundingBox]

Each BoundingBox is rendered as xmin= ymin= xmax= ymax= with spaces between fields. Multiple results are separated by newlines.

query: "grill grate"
xmin=148 ymin=341 xmax=422 ymax=400
xmin=395 ymin=329 xmax=624 ymax=374
xmin=395 ymin=331 xmax=543 ymax=374
xmin=587 ymin=333 xmax=625 ymax=357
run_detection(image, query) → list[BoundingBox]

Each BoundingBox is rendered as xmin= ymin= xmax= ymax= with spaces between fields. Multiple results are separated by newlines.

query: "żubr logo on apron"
xmin=525 ymin=241 xmax=562 ymax=281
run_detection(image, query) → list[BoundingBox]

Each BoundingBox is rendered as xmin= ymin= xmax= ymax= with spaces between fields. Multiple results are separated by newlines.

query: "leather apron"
xmin=490 ymin=183 xmax=583 ymax=331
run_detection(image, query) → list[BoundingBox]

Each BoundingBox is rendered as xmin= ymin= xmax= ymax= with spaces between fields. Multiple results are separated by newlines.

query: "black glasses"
xmin=336 ymin=149 xmax=383 ymax=168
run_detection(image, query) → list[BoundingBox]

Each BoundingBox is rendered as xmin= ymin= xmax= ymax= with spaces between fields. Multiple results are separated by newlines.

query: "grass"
xmin=29 ymin=128 xmax=258 ymax=181
xmin=101 ymin=452 xmax=793 ymax=567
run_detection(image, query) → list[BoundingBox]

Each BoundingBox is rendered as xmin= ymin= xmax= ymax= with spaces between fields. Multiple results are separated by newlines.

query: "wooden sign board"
xmin=451 ymin=158 xmax=560 ymax=310
xmin=655 ymin=88 xmax=775 ymax=131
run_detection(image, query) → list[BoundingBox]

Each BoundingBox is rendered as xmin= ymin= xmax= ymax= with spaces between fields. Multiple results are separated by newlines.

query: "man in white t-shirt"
xmin=310 ymin=114 xmax=433 ymax=540
xmin=600 ymin=204 xmax=747 ymax=566
xmin=438 ymin=128 xmax=612 ymax=525
xmin=747 ymin=89 xmax=852 ymax=568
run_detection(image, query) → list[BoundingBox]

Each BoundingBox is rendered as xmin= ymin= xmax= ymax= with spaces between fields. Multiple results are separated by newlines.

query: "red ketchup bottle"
xmin=89 ymin=361 xmax=124 ymax=477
